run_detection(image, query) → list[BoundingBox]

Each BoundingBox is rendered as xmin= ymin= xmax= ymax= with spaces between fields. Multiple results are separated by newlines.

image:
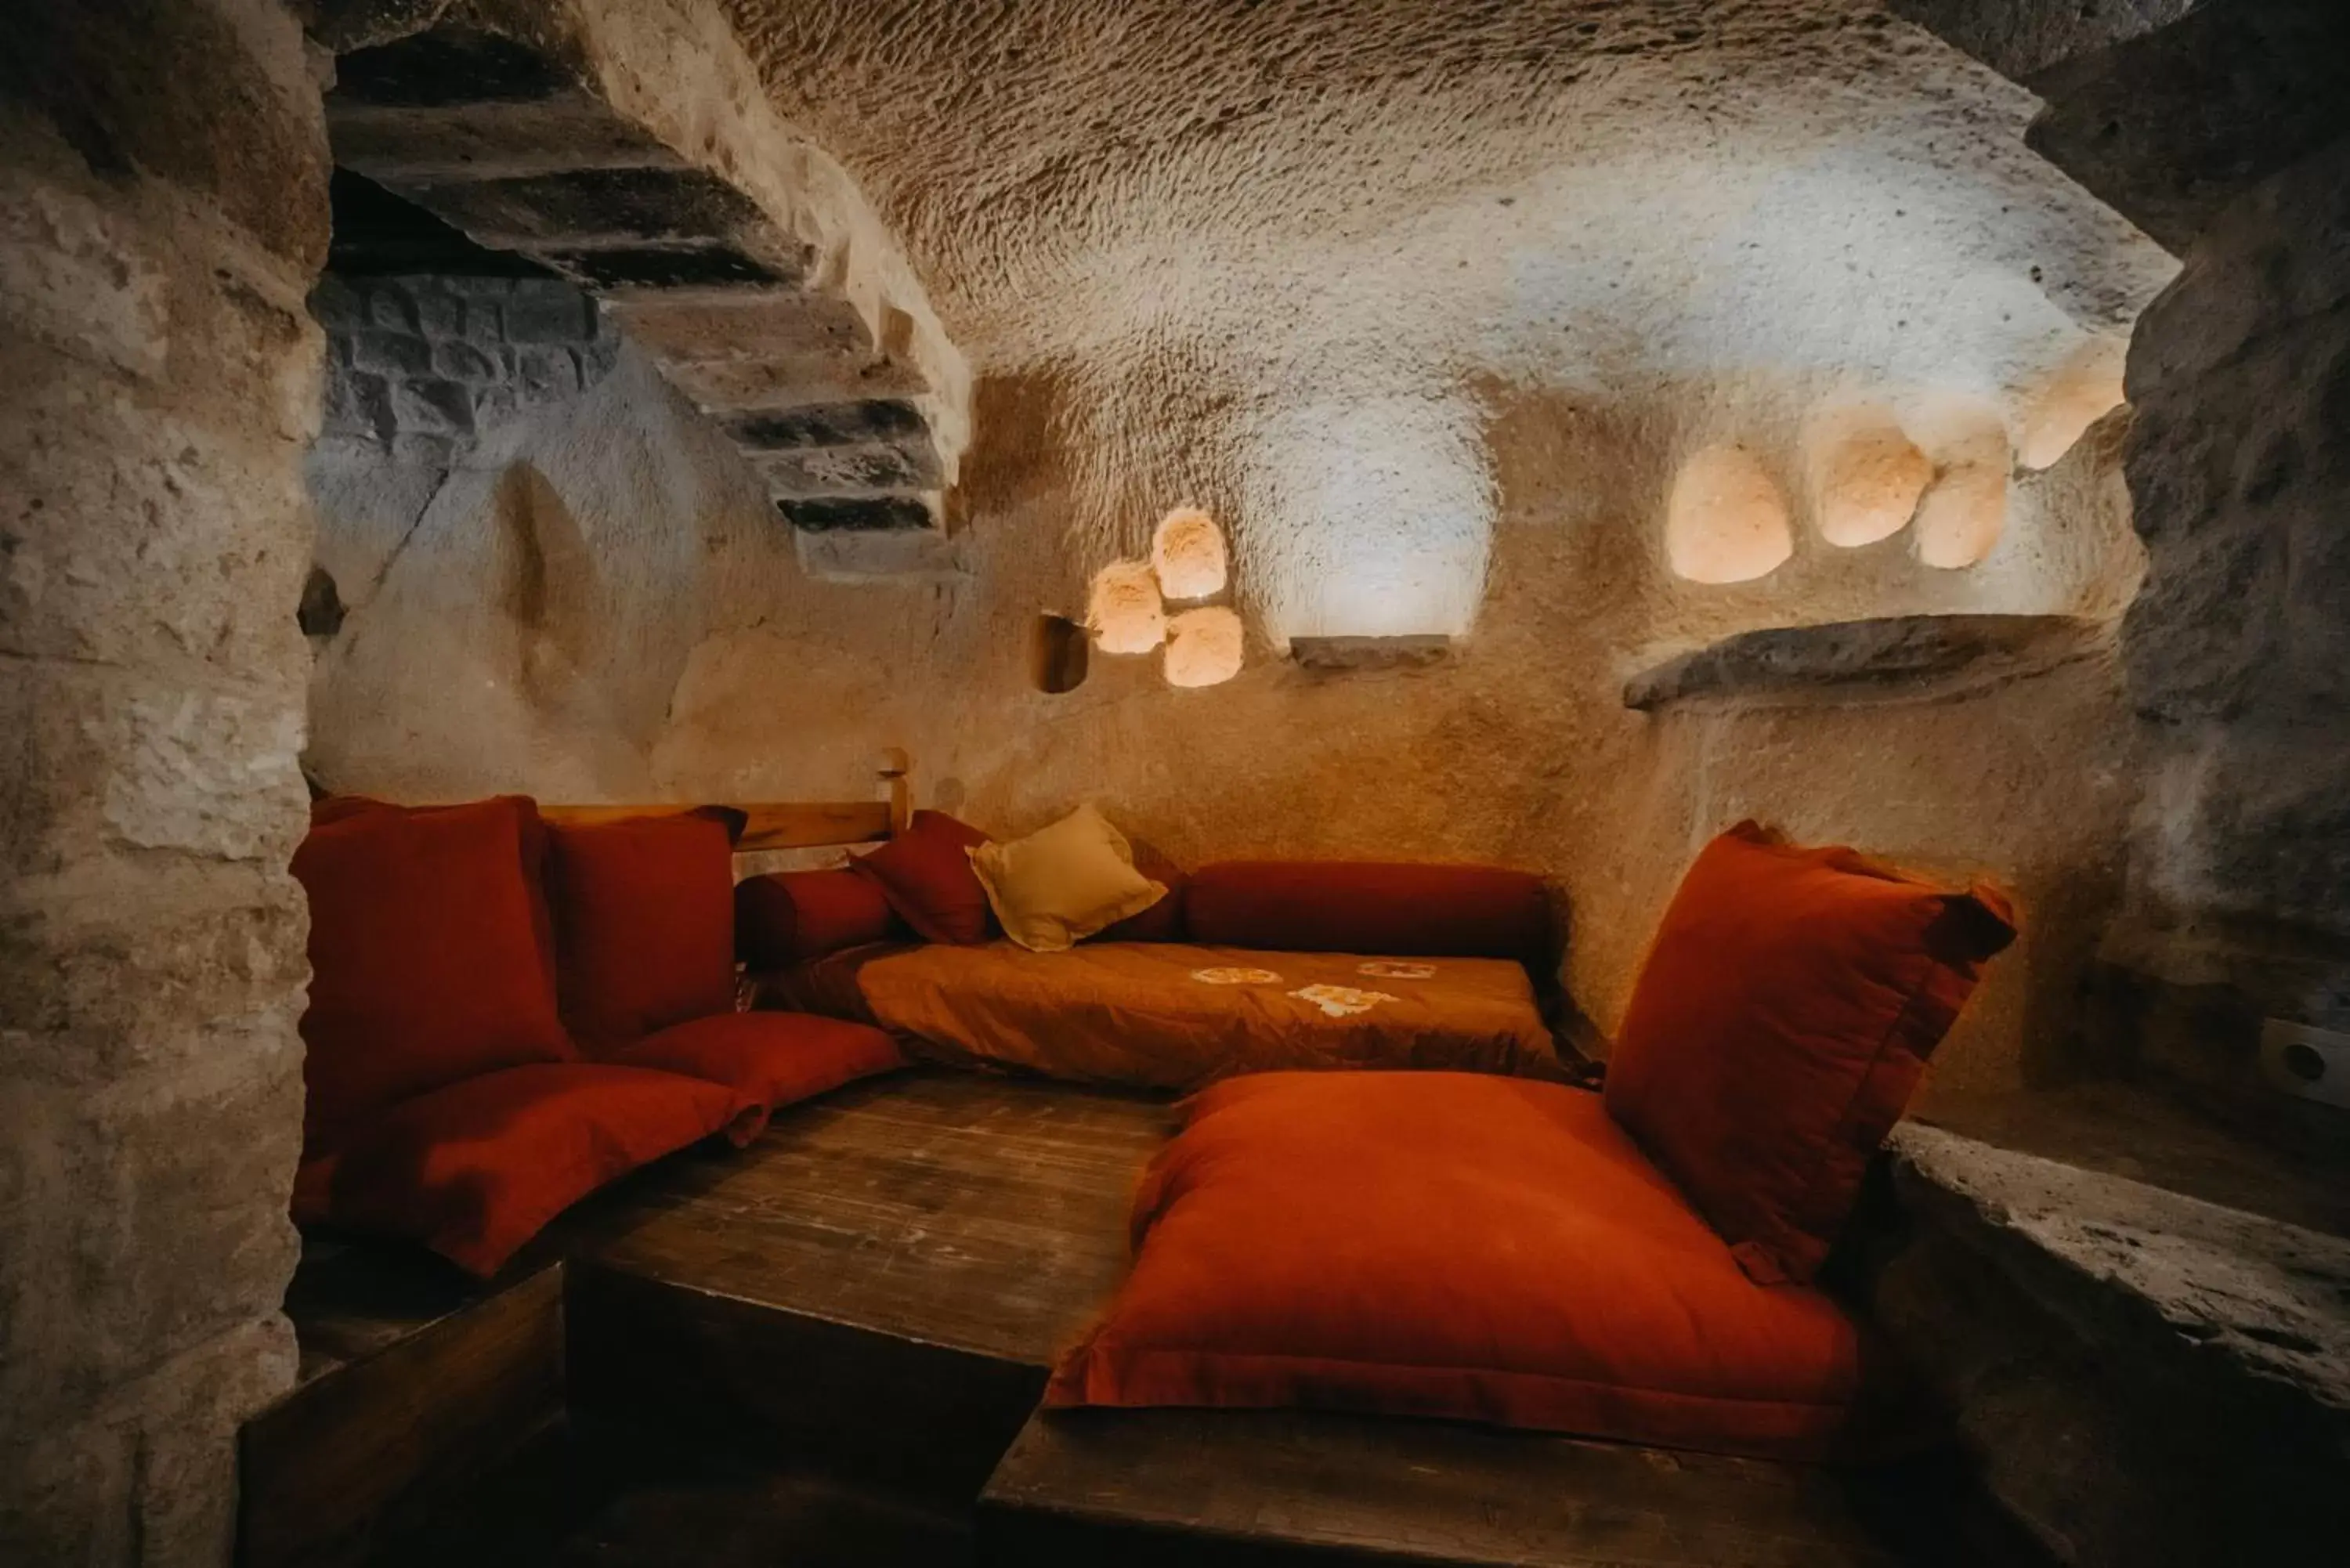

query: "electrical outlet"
xmin=2258 ymin=1019 xmax=2350 ymax=1111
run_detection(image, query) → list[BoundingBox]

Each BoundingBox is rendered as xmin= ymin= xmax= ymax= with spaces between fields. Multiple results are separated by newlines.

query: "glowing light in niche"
xmin=1162 ymin=605 xmax=1245 ymax=688
xmin=1666 ymin=444 xmax=1793 ymax=583
xmin=1241 ymin=396 xmax=1492 ymax=642
xmin=1914 ymin=461 xmax=2008 ymax=569
xmin=2019 ymin=335 xmax=2128 ymax=470
xmin=1086 ymin=561 xmax=1166 ymax=653
xmin=1152 ymin=507 xmax=1228 ymax=600
xmin=1806 ymin=407 xmax=1931 ymax=548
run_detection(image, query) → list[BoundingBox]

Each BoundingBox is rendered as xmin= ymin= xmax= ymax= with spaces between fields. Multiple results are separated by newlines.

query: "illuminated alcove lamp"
xmin=1914 ymin=462 xmax=2008 ymax=569
xmin=1809 ymin=410 xmax=1932 ymax=548
xmin=1163 ymin=606 xmax=1244 ymax=688
xmin=1666 ymin=444 xmax=1794 ymax=584
xmin=2019 ymin=336 xmax=2128 ymax=470
xmin=1152 ymin=507 xmax=1228 ymax=600
xmin=1087 ymin=560 xmax=1166 ymax=653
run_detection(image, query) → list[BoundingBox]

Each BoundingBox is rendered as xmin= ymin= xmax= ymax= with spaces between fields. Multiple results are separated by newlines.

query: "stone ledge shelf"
xmin=1876 ymin=1121 xmax=2350 ymax=1563
xmin=1622 ymin=613 xmax=2107 ymax=711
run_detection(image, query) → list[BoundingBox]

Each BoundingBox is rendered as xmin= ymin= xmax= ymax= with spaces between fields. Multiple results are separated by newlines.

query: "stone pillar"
xmin=0 ymin=1 xmax=327 ymax=1561
xmin=2105 ymin=135 xmax=2350 ymax=1140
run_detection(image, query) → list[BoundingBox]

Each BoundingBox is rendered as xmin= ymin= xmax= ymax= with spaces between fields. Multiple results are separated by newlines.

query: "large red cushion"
xmin=602 ymin=1011 xmax=906 ymax=1143
xmin=546 ymin=814 xmax=738 ymax=1050
xmin=1185 ymin=861 xmax=1549 ymax=965
xmin=1048 ymin=1071 xmax=1867 ymax=1458
xmin=848 ymin=810 xmax=995 ymax=945
xmin=310 ymin=793 xmax=559 ymax=979
xmin=290 ymin=1063 xmax=739 ymax=1276
xmin=1606 ymin=823 xmax=2016 ymax=1284
xmin=735 ymin=866 xmax=903 ymax=968
xmin=293 ymin=797 xmax=574 ymax=1156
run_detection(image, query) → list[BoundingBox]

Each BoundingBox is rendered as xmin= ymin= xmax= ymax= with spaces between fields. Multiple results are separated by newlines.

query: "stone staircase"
xmin=323 ymin=22 xmax=949 ymax=548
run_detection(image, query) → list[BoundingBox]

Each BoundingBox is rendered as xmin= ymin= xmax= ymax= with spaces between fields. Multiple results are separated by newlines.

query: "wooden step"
xmin=978 ymin=1407 xmax=1902 ymax=1568
xmin=239 ymin=1255 xmax=563 ymax=1568
xmin=564 ymin=1073 xmax=1173 ymax=1498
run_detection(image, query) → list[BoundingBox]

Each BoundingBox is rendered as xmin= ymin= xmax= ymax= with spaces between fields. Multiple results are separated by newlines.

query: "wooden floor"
xmin=251 ymin=1068 xmax=1985 ymax=1568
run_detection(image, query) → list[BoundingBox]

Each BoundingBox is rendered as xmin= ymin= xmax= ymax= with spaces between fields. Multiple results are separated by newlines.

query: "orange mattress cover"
xmin=851 ymin=941 xmax=1551 ymax=1089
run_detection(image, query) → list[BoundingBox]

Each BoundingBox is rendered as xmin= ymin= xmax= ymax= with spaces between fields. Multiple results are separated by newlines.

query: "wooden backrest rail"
xmin=536 ymin=748 xmax=911 ymax=851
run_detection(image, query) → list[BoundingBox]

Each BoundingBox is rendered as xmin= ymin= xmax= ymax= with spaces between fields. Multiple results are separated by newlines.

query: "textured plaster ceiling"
xmin=718 ymin=0 xmax=2178 ymax=637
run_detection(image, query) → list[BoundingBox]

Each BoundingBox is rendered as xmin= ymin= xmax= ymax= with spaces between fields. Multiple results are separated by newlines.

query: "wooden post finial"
xmin=878 ymin=747 xmax=911 ymax=836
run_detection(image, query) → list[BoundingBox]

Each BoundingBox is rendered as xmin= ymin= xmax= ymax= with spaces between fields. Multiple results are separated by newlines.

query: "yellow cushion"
xmin=967 ymin=804 xmax=1167 ymax=952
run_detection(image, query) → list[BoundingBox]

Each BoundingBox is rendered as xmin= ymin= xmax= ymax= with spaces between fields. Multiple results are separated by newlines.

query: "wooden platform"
xmin=567 ymin=1071 xmax=1175 ymax=1498
xmin=984 ymin=1409 xmax=1898 ymax=1568
xmin=248 ymin=1069 xmax=1964 ymax=1568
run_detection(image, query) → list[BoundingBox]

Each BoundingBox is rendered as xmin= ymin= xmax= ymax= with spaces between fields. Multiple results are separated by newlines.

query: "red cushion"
xmin=293 ymin=797 xmax=574 ymax=1156
xmin=1605 ymin=823 xmax=2016 ymax=1284
xmin=1184 ymin=861 xmax=1548 ymax=964
xmin=1047 ymin=1071 xmax=1867 ymax=1458
xmin=290 ymin=1063 xmax=738 ymax=1276
xmin=735 ymin=866 xmax=903 ymax=968
xmin=310 ymin=794 xmax=559 ymax=978
xmin=848 ymin=811 xmax=995 ymax=945
xmin=1087 ymin=857 xmax=1188 ymax=943
xmin=602 ymin=1011 xmax=906 ymax=1143
xmin=546 ymin=814 xmax=738 ymax=1049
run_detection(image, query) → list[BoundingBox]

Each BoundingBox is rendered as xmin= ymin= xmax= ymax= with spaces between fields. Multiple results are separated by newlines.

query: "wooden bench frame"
xmin=533 ymin=746 xmax=912 ymax=852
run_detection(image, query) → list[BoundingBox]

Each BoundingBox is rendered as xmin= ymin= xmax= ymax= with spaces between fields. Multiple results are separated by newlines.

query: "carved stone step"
xmin=777 ymin=496 xmax=937 ymax=533
xmin=754 ymin=443 xmax=939 ymax=500
xmin=662 ymin=352 xmax=922 ymax=410
xmin=599 ymin=291 xmax=871 ymax=365
xmin=324 ymin=21 xmax=951 ymax=548
xmin=725 ymin=400 xmax=927 ymax=452
xmin=334 ymin=94 xmax=685 ymax=181
xmin=400 ymin=164 xmax=777 ymax=250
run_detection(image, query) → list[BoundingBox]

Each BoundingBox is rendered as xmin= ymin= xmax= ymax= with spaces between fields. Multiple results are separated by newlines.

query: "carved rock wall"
xmin=304 ymin=355 xmax=2147 ymax=1095
xmin=2105 ymin=135 xmax=2350 ymax=1129
xmin=0 ymin=0 xmax=324 ymax=1559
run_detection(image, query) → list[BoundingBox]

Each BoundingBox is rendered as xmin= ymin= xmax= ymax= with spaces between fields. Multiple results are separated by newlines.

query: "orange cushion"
xmin=546 ymin=814 xmax=738 ymax=1049
xmin=292 ymin=797 xmax=574 ymax=1156
xmin=602 ymin=1011 xmax=906 ymax=1143
xmin=1184 ymin=861 xmax=1549 ymax=966
xmin=1606 ymin=823 xmax=2016 ymax=1284
xmin=849 ymin=810 xmax=996 ymax=945
xmin=290 ymin=1063 xmax=739 ymax=1276
xmin=735 ymin=866 xmax=903 ymax=968
xmin=1048 ymin=1071 xmax=1866 ymax=1458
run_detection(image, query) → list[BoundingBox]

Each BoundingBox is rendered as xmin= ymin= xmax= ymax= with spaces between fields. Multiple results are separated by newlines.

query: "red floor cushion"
xmin=1048 ymin=1071 xmax=1867 ymax=1459
xmin=602 ymin=1011 xmax=907 ymax=1143
xmin=849 ymin=810 xmax=996 ymax=944
xmin=546 ymin=812 xmax=738 ymax=1049
xmin=736 ymin=866 xmax=903 ymax=968
xmin=291 ymin=1063 xmax=740 ymax=1276
xmin=293 ymin=796 xmax=575 ymax=1156
xmin=1185 ymin=861 xmax=1549 ymax=966
xmin=1606 ymin=823 xmax=2016 ymax=1284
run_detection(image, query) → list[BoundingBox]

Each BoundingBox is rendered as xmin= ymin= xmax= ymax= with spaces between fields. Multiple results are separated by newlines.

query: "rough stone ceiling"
xmin=718 ymin=0 xmax=2178 ymax=635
